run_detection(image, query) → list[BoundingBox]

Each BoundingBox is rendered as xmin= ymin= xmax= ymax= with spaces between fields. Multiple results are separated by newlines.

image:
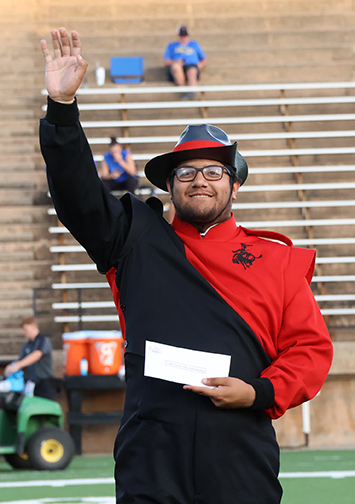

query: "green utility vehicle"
xmin=0 ymin=391 xmax=75 ymax=470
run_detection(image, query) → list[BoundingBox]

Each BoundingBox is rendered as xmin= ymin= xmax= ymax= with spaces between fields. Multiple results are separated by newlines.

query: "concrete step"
xmin=0 ymin=299 xmax=35 ymax=312
xmin=0 ymin=92 xmax=40 ymax=107
xmin=0 ymin=171 xmax=46 ymax=189
xmin=74 ymin=61 xmax=355 ymax=87
xmin=0 ymin=223 xmax=52 ymax=241
xmin=0 ymin=178 xmax=35 ymax=190
xmin=0 ymin=119 xmax=35 ymax=136
xmin=0 ymin=206 xmax=49 ymax=225
xmin=0 ymin=288 xmax=33 ymax=301
xmin=0 ymin=336 xmax=27 ymax=355
xmin=0 ymin=294 xmax=54 ymax=309
xmin=50 ymin=268 xmax=105 ymax=283
xmin=0 ymin=190 xmax=34 ymax=206
xmin=0 ymin=249 xmax=35 ymax=263
xmin=0 ymin=140 xmax=36 ymax=154
xmin=0 ymin=107 xmax=34 ymax=120
xmin=72 ymin=30 xmax=355 ymax=53
xmin=30 ymin=12 xmax=355 ymax=36
xmin=0 ymin=259 xmax=54 ymax=279
xmin=0 ymin=329 xmax=61 ymax=355
xmin=0 ymin=288 xmax=55 ymax=304
xmin=0 ymin=306 xmax=34 ymax=320
xmin=0 ymin=56 xmax=34 ymax=73
xmin=0 ymin=0 xmax=34 ymax=17
xmin=6 ymin=62 xmax=354 ymax=92
xmin=24 ymin=0 xmax=355 ymax=21
xmin=0 ymin=261 xmax=46 ymax=274
xmin=0 ymin=189 xmax=49 ymax=206
xmin=207 ymin=47 xmax=354 ymax=66
xmin=81 ymin=46 xmax=354 ymax=72
xmin=0 ymin=278 xmax=53 ymax=290
xmin=195 ymin=62 xmax=355 ymax=85
xmin=0 ymin=241 xmax=37 ymax=252
xmin=0 ymin=239 xmax=56 ymax=254
xmin=0 ymin=242 xmax=36 ymax=257
xmin=79 ymin=54 xmax=355 ymax=79
xmin=0 ymin=230 xmax=34 ymax=243
xmin=0 ymin=156 xmax=36 ymax=171
xmin=0 ymin=294 xmax=53 ymax=312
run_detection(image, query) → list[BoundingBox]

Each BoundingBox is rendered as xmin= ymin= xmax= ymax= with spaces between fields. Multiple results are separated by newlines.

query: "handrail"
xmin=48 ymin=199 xmax=355 ymax=215
xmin=94 ymin=148 xmax=355 ymax=162
xmin=49 ymin=217 xmax=355 ymax=235
xmin=52 ymin=293 xmax=355 ymax=310
xmin=41 ymin=81 xmax=355 ymax=96
xmin=87 ymin=131 xmax=355 ymax=146
xmin=81 ymin=113 xmax=355 ymax=128
xmin=50 ymin=256 xmax=355 ymax=273
xmin=42 ymin=96 xmax=355 ymax=112
xmin=52 ymin=276 xmax=355 ymax=290
xmin=49 ymin=238 xmax=355 ymax=252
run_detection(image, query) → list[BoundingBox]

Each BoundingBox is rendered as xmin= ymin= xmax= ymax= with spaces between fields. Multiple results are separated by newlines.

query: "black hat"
xmin=144 ymin=124 xmax=248 ymax=191
xmin=178 ymin=25 xmax=189 ymax=37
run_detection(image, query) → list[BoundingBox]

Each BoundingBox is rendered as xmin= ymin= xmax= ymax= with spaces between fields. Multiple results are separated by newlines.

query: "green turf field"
xmin=0 ymin=449 xmax=355 ymax=503
xmin=280 ymin=450 xmax=355 ymax=504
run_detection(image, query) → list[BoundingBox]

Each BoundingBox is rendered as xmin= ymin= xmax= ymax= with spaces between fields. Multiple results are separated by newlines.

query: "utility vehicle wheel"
xmin=4 ymin=452 xmax=33 ymax=470
xmin=26 ymin=426 xmax=75 ymax=471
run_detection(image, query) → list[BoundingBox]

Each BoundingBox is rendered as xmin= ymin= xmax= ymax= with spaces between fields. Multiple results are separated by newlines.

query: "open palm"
xmin=41 ymin=28 xmax=88 ymax=102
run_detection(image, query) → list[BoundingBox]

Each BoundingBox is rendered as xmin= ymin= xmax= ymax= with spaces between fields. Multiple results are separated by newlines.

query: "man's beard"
xmin=173 ymin=190 xmax=233 ymax=232
xmin=174 ymin=203 xmax=220 ymax=226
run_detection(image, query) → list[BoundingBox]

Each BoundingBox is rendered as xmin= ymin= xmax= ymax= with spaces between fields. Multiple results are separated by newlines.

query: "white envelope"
xmin=144 ymin=340 xmax=231 ymax=387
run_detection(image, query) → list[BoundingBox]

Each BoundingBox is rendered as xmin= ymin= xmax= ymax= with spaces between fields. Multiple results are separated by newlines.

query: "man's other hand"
xmin=183 ymin=377 xmax=256 ymax=408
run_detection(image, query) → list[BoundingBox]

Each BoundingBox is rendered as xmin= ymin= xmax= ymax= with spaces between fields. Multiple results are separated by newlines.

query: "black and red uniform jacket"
xmin=40 ymin=98 xmax=333 ymax=504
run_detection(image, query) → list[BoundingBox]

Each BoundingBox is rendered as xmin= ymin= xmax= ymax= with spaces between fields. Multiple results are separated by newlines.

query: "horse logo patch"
xmin=232 ymin=243 xmax=262 ymax=270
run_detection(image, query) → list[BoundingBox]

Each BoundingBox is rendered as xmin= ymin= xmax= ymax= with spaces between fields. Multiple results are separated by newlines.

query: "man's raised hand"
xmin=40 ymin=28 xmax=88 ymax=102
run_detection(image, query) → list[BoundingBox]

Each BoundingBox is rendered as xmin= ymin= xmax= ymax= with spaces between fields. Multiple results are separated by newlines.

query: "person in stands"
xmin=99 ymin=137 xmax=139 ymax=194
xmin=163 ymin=25 xmax=207 ymax=100
xmin=40 ymin=28 xmax=333 ymax=504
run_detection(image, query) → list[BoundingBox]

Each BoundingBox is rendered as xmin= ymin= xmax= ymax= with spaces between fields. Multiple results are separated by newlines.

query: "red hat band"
xmin=173 ymin=140 xmax=227 ymax=152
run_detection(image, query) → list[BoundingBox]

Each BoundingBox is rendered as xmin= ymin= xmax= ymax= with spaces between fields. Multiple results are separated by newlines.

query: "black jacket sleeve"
xmin=40 ymin=97 xmax=130 ymax=273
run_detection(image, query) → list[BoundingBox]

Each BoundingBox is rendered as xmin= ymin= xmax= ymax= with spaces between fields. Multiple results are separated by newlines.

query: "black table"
xmin=65 ymin=374 xmax=126 ymax=454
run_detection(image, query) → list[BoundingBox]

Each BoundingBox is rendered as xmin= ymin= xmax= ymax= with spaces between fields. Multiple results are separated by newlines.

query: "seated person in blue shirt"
xmin=100 ymin=138 xmax=139 ymax=194
xmin=163 ymin=25 xmax=207 ymax=100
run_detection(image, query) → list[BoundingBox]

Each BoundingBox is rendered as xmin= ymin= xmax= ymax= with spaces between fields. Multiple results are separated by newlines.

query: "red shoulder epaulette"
xmin=240 ymin=226 xmax=293 ymax=247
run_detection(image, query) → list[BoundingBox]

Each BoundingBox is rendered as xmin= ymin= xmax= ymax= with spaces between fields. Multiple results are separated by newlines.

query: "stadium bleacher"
xmin=1 ymin=0 xmax=355 ymax=451
xmin=45 ymin=82 xmax=355 ymax=341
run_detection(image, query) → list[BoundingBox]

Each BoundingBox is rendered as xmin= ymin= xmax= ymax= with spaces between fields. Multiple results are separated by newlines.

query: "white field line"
xmin=0 ymin=499 xmax=114 ymax=504
xmin=1 ymin=471 xmax=355 ymax=492
xmin=0 ymin=477 xmax=114 ymax=488
xmin=279 ymin=470 xmax=355 ymax=479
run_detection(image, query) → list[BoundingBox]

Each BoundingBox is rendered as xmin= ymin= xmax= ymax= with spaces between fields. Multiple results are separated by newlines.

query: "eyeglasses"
xmin=173 ymin=165 xmax=231 ymax=182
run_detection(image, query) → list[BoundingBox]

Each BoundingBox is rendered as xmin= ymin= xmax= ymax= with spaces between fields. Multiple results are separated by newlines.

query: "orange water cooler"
xmin=87 ymin=331 xmax=123 ymax=375
xmin=62 ymin=331 xmax=89 ymax=376
xmin=62 ymin=330 xmax=123 ymax=375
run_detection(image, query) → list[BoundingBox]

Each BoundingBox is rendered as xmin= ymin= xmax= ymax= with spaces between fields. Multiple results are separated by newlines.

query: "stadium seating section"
xmin=1 ymin=0 xmax=355 ymax=450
